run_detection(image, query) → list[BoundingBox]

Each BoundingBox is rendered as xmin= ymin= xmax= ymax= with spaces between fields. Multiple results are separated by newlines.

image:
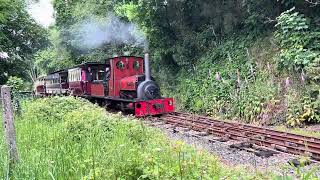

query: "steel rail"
xmin=175 ymin=112 xmax=320 ymax=144
xmin=163 ymin=116 xmax=320 ymax=161
xmin=165 ymin=114 xmax=320 ymax=151
xmin=164 ymin=116 xmax=320 ymax=155
xmin=155 ymin=112 xmax=320 ymax=162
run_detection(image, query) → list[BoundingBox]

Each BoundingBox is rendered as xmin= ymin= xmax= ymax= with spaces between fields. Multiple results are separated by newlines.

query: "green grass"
xmin=0 ymin=97 xmax=253 ymax=179
xmin=0 ymin=97 xmax=317 ymax=179
xmin=274 ymin=126 xmax=320 ymax=139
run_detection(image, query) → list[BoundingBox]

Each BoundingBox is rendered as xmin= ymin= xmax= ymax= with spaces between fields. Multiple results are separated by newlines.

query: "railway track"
xmin=151 ymin=112 xmax=320 ymax=163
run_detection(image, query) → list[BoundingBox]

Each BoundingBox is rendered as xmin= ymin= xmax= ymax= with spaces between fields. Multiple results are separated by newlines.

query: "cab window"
xmin=88 ymin=65 xmax=105 ymax=81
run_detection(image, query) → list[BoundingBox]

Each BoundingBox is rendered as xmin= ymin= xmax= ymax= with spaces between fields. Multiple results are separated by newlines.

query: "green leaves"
xmin=5 ymin=76 xmax=24 ymax=92
xmin=274 ymin=9 xmax=320 ymax=126
xmin=0 ymin=0 xmax=48 ymax=84
xmin=275 ymin=8 xmax=319 ymax=71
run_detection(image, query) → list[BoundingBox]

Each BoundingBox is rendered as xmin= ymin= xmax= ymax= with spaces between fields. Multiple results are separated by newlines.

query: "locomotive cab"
xmin=107 ymin=56 xmax=144 ymax=98
xmin=82 ymin=63 xmax=108 ymax=97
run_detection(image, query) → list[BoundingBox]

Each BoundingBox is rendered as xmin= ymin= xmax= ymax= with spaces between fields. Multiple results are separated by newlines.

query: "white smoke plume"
xmin=72 ymin=14 xmax=147 ymax=50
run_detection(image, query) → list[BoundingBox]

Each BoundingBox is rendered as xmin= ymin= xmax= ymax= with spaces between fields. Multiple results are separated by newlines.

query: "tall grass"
xmin=0 ymin=97 xmax=255 ymax=179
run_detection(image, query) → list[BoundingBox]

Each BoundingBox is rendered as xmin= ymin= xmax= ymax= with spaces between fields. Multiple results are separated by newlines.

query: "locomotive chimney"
xmin=144 ymin=52 xmax=151 ymax=81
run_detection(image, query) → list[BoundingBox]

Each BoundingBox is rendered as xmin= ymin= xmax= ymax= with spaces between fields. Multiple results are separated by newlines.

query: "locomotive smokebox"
xmin=144 ymin=52 xmax=151 ymax=81
xmin=137 ymin=51 xmax=160 ymax=100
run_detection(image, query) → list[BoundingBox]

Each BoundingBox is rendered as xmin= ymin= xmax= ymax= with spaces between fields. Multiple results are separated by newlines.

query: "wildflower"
xmin=215 ymin=72 xmax=221 ymax=81
xmin=301 ymin=70 xmax=305 ymax=83
xmin=198 ymin=149 xmax=204 ymax=156
xmin=173 ymin=140 xmax=184 ymax=152
xmin=0 ymin=52 xmax=9 ymax=60
xmin=285 ymin=77 xmax=290 ymax=89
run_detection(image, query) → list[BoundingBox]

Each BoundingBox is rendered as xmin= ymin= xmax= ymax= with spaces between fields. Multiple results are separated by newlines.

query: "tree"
xmin=0 ymin=0 xmax=48 ymax=84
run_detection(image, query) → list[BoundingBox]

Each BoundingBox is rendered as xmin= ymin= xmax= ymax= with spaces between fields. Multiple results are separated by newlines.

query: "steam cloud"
xmin=72 ymin=14 xmax=148 ymax=50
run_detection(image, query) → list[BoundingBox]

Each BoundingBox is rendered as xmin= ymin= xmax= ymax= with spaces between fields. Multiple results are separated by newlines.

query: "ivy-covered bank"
xmin=158 ymin=9 xmax=320 ymax=127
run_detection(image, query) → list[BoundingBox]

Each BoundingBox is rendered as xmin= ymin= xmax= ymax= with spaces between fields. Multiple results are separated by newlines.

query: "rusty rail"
xmin=154 ymin=112 xmax=320 ymax=162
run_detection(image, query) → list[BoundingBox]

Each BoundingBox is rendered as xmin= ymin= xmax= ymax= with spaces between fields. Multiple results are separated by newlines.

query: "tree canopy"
xmin=0 ymin=0 xmax=48 ymax=84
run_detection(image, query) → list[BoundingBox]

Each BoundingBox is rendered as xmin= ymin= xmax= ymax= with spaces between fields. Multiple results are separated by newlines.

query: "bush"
xmin=275 ymin=8 xmax=319 ymax=71
xmin=5 ymin=76 xmax=24 ymax=92
xmin=275 ymin=8 xmax=320 ymax=126
xmin=21 ymin=96 xmax=91 ymax=122
xmin=286 ymin=89 xmax=320 ymax=127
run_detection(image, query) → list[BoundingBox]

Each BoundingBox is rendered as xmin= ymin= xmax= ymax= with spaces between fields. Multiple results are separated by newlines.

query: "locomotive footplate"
xmin=135 ymin=98 xmax=174 ymax=117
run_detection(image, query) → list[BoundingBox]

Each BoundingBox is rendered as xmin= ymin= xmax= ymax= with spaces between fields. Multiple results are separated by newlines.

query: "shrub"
xmin=286 ymin=89 xmax=320 ymax=127
xmin=5 ymin=76 xmax=24 ymax=92
xmin=275 ymin=8 xmax=320 ymax=126
xmin=275 ymin=8 xmax=319 ymax=71
xmin=21 ymin=96 xmax=92 ymax=123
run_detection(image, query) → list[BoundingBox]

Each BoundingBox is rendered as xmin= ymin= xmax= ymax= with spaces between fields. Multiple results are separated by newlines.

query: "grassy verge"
xmin=274 ymin=126 xmax=320 ymax=139
xmin=0 ymin=97 xmax=257 ymax=179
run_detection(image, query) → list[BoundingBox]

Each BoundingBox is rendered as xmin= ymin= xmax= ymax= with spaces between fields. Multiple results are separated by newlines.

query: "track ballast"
xmin=149 ymin=112 xmax=320 ymax=163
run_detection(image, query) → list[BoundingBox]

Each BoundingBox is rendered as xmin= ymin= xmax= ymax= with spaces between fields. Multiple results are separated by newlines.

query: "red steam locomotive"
xmin=34 ymin=53 xmax=174 ymax=117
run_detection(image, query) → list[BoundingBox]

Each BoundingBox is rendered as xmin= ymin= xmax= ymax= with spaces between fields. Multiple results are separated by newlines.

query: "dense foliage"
xmin=159 ymin=35 xmax=283 ymax=123
xmin=5 ymin=76 xmax=24 ymax=92
xmin=0 ymin=0 xmax=48 ymax=84
xmin=275 ymin=8 xmax=320 ymax=126
xmin=1 ymin=0 xmax=319 ymax=126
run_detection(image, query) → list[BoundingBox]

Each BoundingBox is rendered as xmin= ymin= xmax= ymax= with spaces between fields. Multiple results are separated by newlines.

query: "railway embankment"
xmin=0 ymin=97 xmax=259 ymax=179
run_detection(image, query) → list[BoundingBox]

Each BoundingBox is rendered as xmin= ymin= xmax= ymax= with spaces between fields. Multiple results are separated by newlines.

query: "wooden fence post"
xmin=1 ymin=85 xmax=19 ymax=167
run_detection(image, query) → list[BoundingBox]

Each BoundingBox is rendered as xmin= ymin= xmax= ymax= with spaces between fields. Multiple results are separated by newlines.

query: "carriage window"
xmin=61 ymin=76 xmax=67 ymax=83
xmin=68 ymin=68 xmax=81 ymax=82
